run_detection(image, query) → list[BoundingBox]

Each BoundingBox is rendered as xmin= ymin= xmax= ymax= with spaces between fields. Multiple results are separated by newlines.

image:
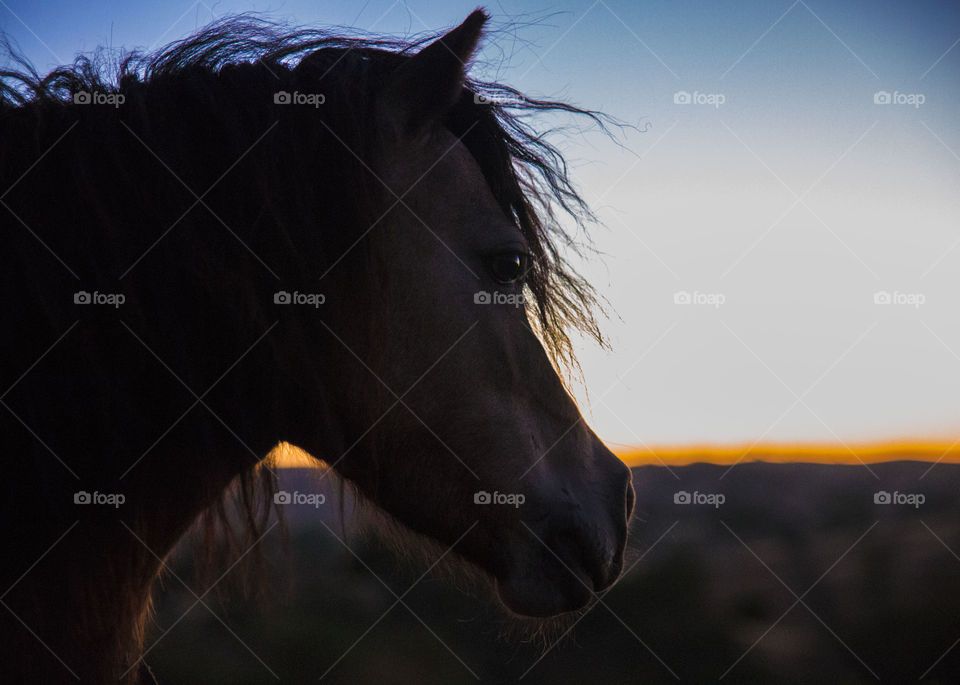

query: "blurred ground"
xmin=146 ymin=463 xmax=960 ymax=683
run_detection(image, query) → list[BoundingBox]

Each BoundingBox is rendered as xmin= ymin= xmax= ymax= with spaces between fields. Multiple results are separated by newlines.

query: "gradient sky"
xmin=3 ymin=0 xmax=959 ymax=448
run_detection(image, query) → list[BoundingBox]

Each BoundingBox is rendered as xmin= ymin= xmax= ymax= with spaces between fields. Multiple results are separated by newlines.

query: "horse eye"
xmin=488 ymin=252 xmax=528 ymax=284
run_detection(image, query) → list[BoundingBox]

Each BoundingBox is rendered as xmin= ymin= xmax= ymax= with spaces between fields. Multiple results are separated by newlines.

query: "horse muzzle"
xmin=494 ymin=452 xmax=634 ymax=617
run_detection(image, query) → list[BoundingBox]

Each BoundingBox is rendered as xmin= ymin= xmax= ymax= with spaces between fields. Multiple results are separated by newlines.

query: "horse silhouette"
xmin=0 ymin=10 xmax=634 ymax=683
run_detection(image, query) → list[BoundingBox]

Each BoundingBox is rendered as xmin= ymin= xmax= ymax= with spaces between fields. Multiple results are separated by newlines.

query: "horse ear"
xmin=384 ymin=9 xmax=488 ymax=135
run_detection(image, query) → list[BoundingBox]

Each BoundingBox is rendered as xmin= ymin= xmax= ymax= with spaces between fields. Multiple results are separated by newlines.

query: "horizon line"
xmin=271 ymin=439 xmax=960 ymax=469
xmin=611 ymin=439 xmax=960 ymax=467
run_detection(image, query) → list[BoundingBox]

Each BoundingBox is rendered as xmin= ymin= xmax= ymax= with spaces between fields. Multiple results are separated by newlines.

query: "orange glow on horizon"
xmin=273 ymin=440 xmax=960 ymax=469
xmin=611 ymin=440 xmax=960 ymax=467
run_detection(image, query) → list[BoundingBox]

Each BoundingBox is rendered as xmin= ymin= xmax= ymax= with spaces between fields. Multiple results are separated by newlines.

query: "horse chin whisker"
xmin=492 ymin=606 xmax=589 ymax=655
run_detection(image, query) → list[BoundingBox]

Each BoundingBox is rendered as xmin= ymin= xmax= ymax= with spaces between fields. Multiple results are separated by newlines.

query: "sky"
xmin=3 ymin=0 xmax=959 ymax=449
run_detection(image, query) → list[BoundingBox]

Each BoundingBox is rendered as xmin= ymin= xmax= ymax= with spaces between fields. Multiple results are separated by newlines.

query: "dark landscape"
xmin=147 ymin=462 xmax=960 ymax=683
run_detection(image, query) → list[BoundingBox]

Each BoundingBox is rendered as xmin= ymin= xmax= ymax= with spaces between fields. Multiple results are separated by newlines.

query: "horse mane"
xmin=0 ymin=14 xmax=608 ymax=604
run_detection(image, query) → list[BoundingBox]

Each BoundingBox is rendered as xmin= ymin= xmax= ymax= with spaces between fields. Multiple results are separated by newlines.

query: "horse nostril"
xmin=594 ymin=553 xmax=623 ymax=592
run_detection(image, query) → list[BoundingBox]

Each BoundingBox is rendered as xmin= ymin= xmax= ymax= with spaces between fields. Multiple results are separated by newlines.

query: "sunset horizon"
xmin=272 ymin=437 xmax=960 ymax=468
xmin=611 ymin=437 xmax=960 ymax=467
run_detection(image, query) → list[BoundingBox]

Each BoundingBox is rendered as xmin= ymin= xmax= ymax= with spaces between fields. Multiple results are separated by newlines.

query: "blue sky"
xmin=3 ymin=1 xmax=959 ymax=447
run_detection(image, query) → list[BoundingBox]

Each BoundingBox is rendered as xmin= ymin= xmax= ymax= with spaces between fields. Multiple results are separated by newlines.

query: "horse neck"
xmin=1 ymin=303 xmax=290 ymax=683
xmin=2 ymin=183 xmax=353 ymax=681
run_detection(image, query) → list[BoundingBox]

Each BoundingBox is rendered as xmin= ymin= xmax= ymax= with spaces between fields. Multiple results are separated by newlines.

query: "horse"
xmin=0 ymin=10 xmax=634 ymax=682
